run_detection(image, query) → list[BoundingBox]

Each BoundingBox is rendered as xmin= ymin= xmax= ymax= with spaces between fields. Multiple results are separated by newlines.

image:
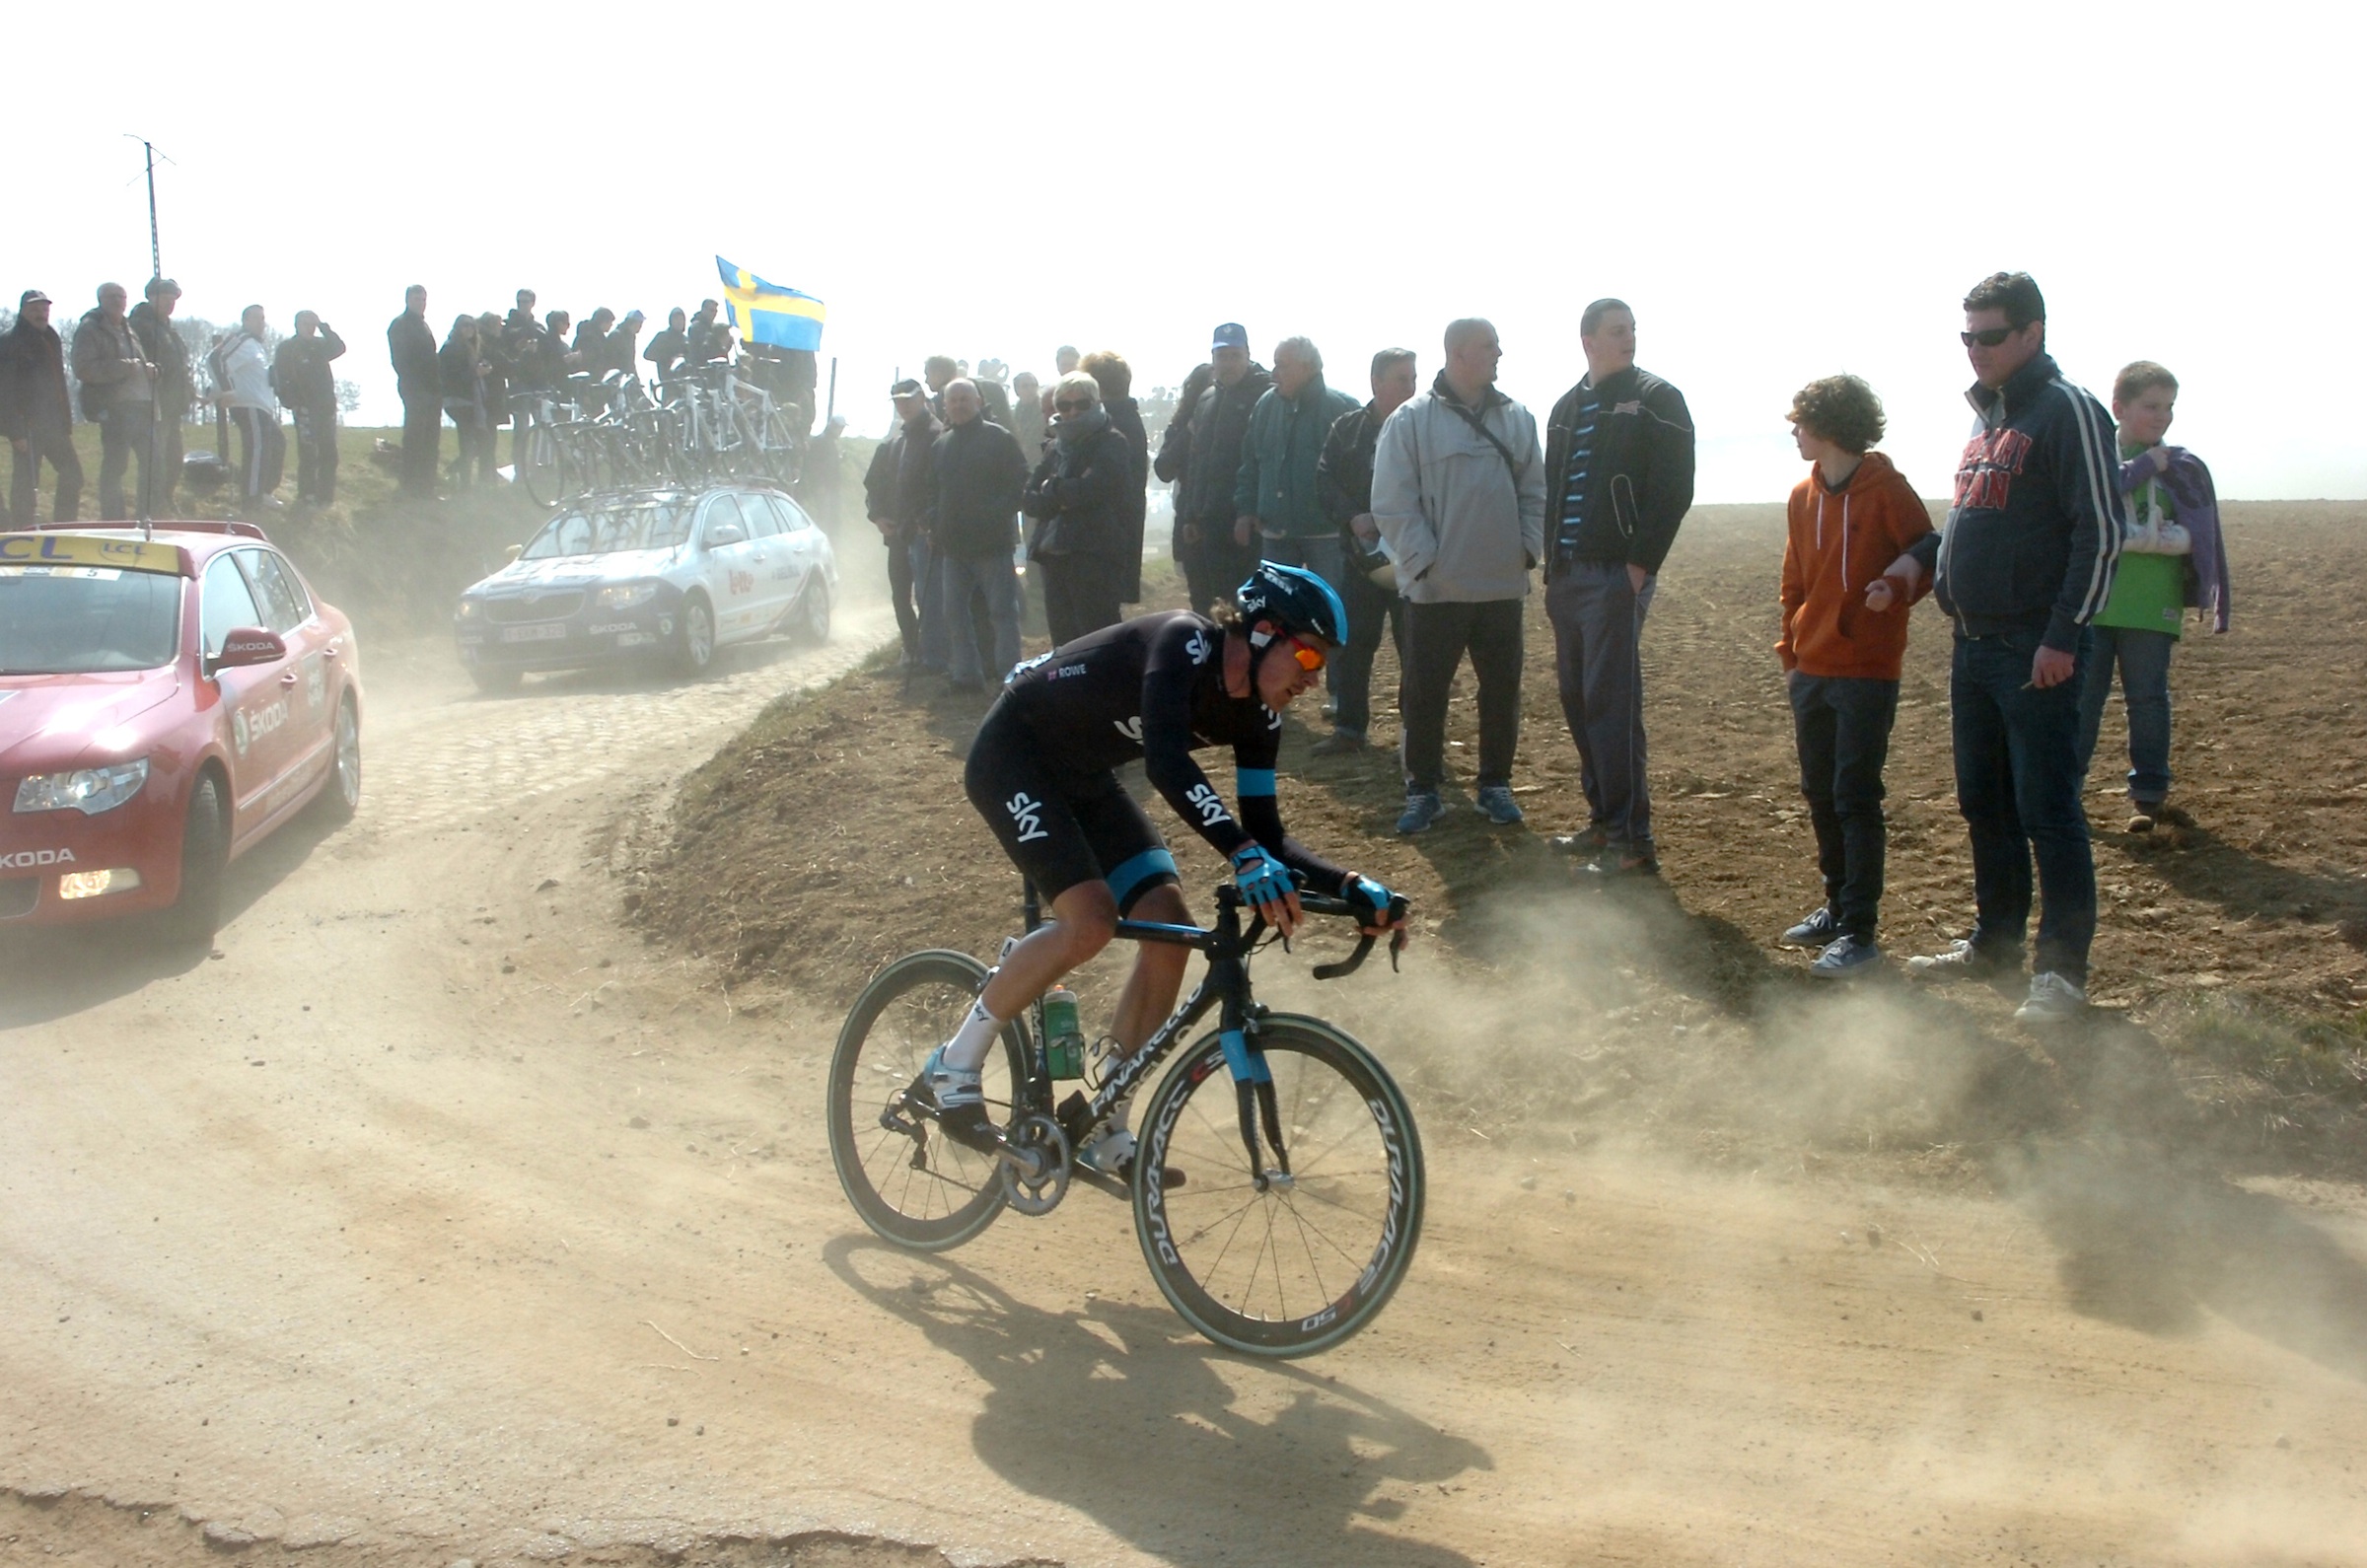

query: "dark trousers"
xmin=9 ymin=425 xmax=82 ymax=525
xmin=1545 ymin=560 xmax=1659 ymax=850
xmin=1178 ymin=518 xmax=1257 ymax=615
xmin=447 ymin=412 xmax=493 ymax=487
xmin=1334 ymin=564 xmax=1405 ymax=739
xmin=97 ymin=401 xmax=155 ymax=520
xmin=886 ymin=529 xmax=921 ymax=658
xmin=151 ymin=414 xmax=184 ymax=511
xmin=2074 ymin=624 xmax=2176 ymax=807
xmin=1951 ymin=627 xmax=2097 ymax=984
xmin=399 ymin=395 xmax=441 ymax=493
xmin=1399 ymin=597 xmax=1524 ymax=794
xmin=1788 ymin=673 xmax=1901 ymax=942
xmin=230 ymin=406 xmax=286 ymax=500
xmin=1040 ymin=552 xmax=1126 ymax=649
xmin=293 ymin=403 xmax=338 ymax=502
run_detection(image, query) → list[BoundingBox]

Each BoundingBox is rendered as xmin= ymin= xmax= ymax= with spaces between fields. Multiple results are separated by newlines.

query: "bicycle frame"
xmin=1014 ymin=880 xmax=1353 ymax=1185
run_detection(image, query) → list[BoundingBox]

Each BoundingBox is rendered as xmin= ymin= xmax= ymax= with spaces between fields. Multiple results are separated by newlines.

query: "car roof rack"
xmin=14 ymin=519 xmax=271 ymax=541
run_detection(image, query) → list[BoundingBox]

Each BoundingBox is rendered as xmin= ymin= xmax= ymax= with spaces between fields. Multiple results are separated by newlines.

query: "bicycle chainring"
xmin=1000 ymin=1112 xmax=1072 ymax=1217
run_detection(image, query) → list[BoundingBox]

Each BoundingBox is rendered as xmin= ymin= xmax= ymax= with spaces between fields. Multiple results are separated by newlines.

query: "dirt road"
xmin=6 ymin=610 xmax=2366 ymax=1568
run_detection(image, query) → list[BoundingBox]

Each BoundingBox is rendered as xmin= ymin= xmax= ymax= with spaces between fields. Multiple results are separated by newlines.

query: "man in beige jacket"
xmin=1371 ymin=317 xmax=1546 ymax=832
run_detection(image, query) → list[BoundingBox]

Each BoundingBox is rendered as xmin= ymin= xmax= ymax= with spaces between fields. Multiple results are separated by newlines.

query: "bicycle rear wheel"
xmin=521 ymin=422 xmax=560 ymax=507
xmin=1133 ymin=1015 xmax=1424 ymax=1357
xmin=827 ymin=950 xmax=1028 ymax=1251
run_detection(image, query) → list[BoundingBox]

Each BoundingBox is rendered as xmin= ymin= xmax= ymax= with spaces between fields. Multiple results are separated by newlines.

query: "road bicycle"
xmin=827 ymin=879 xmax=1424 ymax=1358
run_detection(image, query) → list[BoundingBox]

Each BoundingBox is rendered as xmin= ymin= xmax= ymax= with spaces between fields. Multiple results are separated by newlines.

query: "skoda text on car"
xmin=0 ymin=526 xmax=364 ymax=940
xmin=454 ymin=484 xmax=837 ymax=689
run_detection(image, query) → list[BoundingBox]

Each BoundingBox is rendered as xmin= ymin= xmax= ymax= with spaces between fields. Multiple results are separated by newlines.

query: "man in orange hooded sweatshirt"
xmin=1774 ymin=375 xmax=1933 ymax=976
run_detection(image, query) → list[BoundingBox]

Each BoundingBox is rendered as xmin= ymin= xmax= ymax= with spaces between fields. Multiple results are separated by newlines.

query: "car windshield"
xmin=521 ymin=498 xmax=695 ymax=559
xmin=0 ymin=566 xmax=182 ymax=675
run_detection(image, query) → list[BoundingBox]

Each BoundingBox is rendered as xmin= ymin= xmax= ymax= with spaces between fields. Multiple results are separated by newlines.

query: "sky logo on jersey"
xmin=1183 ymin=783 xmax=1233 ymax=828
xmin=1185 ymin=629 xmax=1210 ymax=665
xmin=1005 ymin=792 xmax=1049 ymax=843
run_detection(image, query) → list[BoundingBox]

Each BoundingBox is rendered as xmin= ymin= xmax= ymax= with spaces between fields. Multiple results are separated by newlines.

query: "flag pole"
xmin=825 ymin=357 xmax=836 ymax=422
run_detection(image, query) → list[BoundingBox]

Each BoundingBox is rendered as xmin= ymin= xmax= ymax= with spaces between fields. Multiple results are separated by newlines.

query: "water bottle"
xmin=1041 ymin=986 xmax=1086 ymax=1079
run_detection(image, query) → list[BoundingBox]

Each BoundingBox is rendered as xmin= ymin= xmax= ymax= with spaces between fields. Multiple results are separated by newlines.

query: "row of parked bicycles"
xmin=511 ymin=363 xmax=806 ymax=506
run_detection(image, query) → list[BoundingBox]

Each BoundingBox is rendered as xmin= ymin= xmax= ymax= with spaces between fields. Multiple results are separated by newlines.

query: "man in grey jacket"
xmin=1371 ymin=318 xmax=1546 ymax=832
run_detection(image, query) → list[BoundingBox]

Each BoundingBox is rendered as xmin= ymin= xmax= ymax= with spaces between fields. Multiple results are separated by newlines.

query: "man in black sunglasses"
xmin=1906 ymin=270 xmax=2124 ymax=1028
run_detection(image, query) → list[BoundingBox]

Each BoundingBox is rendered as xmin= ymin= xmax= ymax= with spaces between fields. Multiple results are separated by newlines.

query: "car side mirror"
xmin=504 ymin=543 xmax=525 ymax=562
xmin=208 ymin=626 xmax=287 ymax=676
xmin=705 ymin=523 xmax=746 ymax=548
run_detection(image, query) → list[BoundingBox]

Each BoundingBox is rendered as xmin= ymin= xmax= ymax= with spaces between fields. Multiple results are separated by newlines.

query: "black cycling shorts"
xmin=965 ymin=713 xmax=1180 ymax=913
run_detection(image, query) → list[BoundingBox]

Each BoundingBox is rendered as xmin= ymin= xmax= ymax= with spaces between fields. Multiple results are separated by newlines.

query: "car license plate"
xmin=500 ymin=623 xmax=567 ymax=643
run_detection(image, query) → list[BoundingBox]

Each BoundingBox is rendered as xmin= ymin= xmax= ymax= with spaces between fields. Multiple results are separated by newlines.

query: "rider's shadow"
xmin=823 ymin=1235 xmax=1490 ymax=1568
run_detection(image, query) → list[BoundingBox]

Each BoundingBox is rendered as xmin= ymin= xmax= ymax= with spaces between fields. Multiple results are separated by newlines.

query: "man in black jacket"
xmin=2 ymin=290 xmax=83 ymax=525
xmin=1539 ymin=299 xmax=1695 ymax=877
xmin=274 ymin=312 xmax=347 ymax=505
xmin=861 ymin=379 xmax=944 ymax=668
xmin=1313 ymin=346 xmax=1417 ymax=754
xmin=388 ymin=284 xmax=440 ymax=496
xmin=1173 ymin=323 xmax=1268 ymax=614
xmin=128 ymin=278 xmax=191 ymax=512
xmin=1024 ymin=371 xmax=1136 ymax=646
xmin=1906 ymin=271 xmax=2123 ymax=1026
xmin=71 ymin=282 xmax=158 ymax=520
xmin=921 ymin=379 xmax=1029 ymax=688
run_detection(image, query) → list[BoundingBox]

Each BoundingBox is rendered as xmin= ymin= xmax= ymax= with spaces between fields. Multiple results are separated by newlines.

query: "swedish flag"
xmin=717 ymin=256 xmax=825 ymax=352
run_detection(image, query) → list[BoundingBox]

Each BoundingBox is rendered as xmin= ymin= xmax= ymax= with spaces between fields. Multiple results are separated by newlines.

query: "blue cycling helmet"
xmin=1236 ymin=561 xmax=1349 ymax=647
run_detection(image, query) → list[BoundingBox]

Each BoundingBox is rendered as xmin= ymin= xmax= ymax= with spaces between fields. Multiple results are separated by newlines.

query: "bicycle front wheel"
xmin=826 ymin=950 xmax=1027 ymax=1251
xmin=521 ymin=423 xmax=560 ymax=507
xmin=1133 ymin=1015 xmax=1424 ymax=1357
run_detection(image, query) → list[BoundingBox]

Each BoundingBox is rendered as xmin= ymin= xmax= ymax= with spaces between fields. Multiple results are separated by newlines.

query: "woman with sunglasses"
xmin=926 ymin=561 xmax=1409 ymax=1176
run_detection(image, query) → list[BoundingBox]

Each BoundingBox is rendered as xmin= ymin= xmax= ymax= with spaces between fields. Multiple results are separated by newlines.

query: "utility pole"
xmin=125 ymin=134 xmax=171 ymax=278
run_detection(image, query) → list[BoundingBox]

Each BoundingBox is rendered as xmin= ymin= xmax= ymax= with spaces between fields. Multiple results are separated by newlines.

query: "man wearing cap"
xmin=274 ymin=312 xmax=347 ymax=506
xmin=128 ymin=278 xmax=192 ymax=512
xmin=2 ymin=290 xmax=84 ymax=525
xmin=70 ymin=283 xmax=159 ymax=521
xmin=388 ymin=284 xmax=440 ymax=496
xmin=1175 ymin=323 xmax=1270 ymax=613
xmin=861 ymin=378 xmax=945 ymax=669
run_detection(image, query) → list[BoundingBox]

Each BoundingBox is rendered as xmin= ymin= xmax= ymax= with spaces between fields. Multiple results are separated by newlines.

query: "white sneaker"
xmin=1075 ymin=1126 xmax=1137 ymax=1178
xmin=2014 ymin=971 xmax=2088 ymax=1026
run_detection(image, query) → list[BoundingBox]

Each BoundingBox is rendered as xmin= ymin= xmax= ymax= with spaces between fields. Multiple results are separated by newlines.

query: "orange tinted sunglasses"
xmin=1285 ymin=634 xmax=1327 ymax=672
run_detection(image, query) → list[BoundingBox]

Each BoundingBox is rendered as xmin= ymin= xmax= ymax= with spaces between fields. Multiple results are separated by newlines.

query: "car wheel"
xmin=468 ymin=665 xmax=523 ymax=693
xmin=675 ymin=593 xmax=717 ymax=677
xmin=160 ymin=771 xmax=229 ymax=947
xmin=797 ymin=578 xmax=832 ymax=645
xmin=316 ymin=693 xmax=362 ymax=822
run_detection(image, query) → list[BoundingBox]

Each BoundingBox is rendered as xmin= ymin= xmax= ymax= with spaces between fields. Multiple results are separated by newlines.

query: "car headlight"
xmin=15 ymin=758 xmax=151 ymax=816
xmin=457 ymin=599 xmax=482 ymax=619
xmin=595 ymin=583 xmax=660 ymax=609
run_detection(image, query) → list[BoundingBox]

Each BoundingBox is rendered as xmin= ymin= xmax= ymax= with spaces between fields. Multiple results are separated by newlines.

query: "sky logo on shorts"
xmin=1005 ymin=792 xmax=1049 ymax=843
xmin=1112 ymin=716 xmax=1144 ymax=743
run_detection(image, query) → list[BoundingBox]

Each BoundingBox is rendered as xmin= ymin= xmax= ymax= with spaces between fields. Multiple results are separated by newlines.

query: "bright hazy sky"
xmin=8 ymin=0 xmax=2357 ymax=502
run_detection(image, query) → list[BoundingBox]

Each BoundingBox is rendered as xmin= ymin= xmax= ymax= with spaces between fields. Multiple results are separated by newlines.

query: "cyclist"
xmin=927 ymin=562 xmax=1410 ymax=1175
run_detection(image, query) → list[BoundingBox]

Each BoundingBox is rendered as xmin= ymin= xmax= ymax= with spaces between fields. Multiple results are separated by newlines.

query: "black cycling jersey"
xmin=980 ymin=609 xmax=1348 ymax=898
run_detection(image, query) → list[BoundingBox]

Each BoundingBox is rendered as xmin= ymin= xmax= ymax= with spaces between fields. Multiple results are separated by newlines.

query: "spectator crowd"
xmin=4 ymin=263 xmax=2233 ymax=1026
xmin=853 ymin=271 xmax=2231 ymax=1029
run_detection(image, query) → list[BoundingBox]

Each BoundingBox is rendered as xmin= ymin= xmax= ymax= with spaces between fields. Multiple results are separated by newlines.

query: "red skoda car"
xmin=0 ymin=525 xmax=363 ymax=941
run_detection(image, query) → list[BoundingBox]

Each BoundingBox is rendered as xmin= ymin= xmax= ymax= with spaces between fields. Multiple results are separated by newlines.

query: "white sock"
xmin=942 ymin=998 xmax=1006 ymax=1073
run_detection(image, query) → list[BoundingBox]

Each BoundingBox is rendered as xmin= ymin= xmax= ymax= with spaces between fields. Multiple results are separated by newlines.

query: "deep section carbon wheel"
xmin=826 ymin=950 xmax=1028 ymax=1251
xmin=1132 ymin=1015 xmax=1424 ymax=1357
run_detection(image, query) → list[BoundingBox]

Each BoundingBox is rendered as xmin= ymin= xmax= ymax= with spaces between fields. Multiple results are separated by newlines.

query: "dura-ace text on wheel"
xmin=827 ymin=950 xmax=1028 ymax=1250
xmin=1136 ymin=1016 xmax=1424 ymax=1357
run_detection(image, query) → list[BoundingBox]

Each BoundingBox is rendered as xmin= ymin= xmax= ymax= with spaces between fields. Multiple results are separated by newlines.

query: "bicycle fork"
xmin=1216 ymin=970 xmax=1292 ymax=1191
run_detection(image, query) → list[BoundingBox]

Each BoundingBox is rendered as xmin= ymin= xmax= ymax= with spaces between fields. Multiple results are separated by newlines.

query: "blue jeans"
xmin=2074 ymin=624 xmax=2175 ymax=807
xmin=941 ymin=549 xmax=1023 ymax=685
xmin=1789 ymin=673 xmax=1899 ymax=943
xmin=1950 ymin=627 xmax=2096 ymax=983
